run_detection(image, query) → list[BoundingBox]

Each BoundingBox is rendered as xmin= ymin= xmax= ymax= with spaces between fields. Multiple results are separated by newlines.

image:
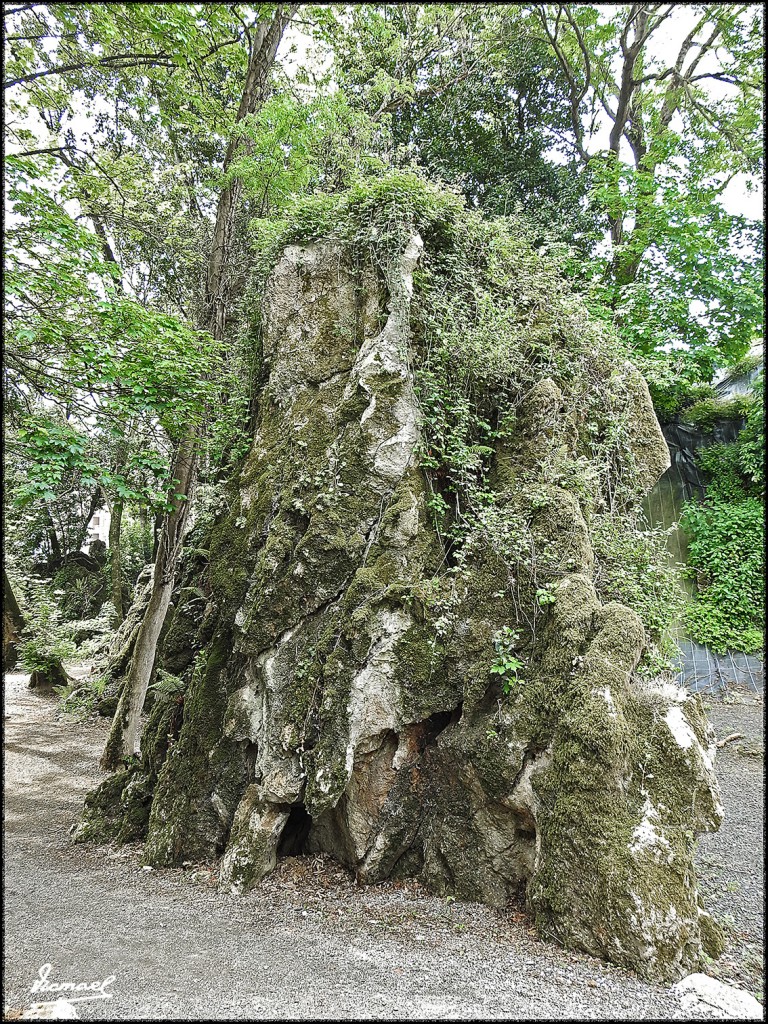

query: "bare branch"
xmin=12 ymin=144 xmax=69 ymax=157
xmin=3 ymin=4 xmax=43 ymax=15
xmin=687 ymin=71 xmax=741 ymax=86
xmin=632 ymin=66 xmax=676 ymax=87
xmin=684 ymin=24 xmax=723 ymax=80
xmin=563 ymin=7 xmax=592 ymax=102
xmin=635 ymin=5 xmax=676 ymax=49
xmin=5 ymin=30 xmax=78 ymax=41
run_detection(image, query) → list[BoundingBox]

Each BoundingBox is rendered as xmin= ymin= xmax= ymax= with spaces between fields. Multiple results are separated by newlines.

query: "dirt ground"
xmin=2 ymin=668 xmax=764 ymax=1020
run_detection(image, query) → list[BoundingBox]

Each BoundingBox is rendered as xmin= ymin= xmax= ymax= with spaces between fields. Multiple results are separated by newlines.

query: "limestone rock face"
xmin=79 ymin=229 xmax=723 ymax=983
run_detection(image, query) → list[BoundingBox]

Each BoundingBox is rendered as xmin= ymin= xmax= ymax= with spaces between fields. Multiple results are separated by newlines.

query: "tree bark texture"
xmin=108 ymin=498 xmax=124 ymax=626
xmin=101 ymin=435 xmax=196 ymax=768
xmin=3 ymin=568 xmax=25 ymax=670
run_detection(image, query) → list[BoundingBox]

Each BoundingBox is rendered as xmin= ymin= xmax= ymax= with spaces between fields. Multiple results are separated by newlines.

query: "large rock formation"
xmin=77 ymin=206 xmax=724 ymax=982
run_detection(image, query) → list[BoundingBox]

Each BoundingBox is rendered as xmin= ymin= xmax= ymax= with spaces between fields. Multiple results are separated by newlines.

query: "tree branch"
xmin=535 ymin=4 xmax=590 ymax=163
xmin=13 ymin=144 xmax=69 ymax=157
xmin=4 ymin=4 xmax=43 ymax=15
xmin=563 ymin=6 xmax=592 ymax=101
xmin=4 ymin=51 xmax=176 ymax=89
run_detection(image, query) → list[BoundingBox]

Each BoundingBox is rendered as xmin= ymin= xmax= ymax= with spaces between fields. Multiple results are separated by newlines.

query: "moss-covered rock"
xmin=80 ymin=200 xmax=722 ymax=984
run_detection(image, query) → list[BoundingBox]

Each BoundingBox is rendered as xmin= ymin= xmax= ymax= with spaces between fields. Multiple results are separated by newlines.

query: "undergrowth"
xmin=680 ymin=377 xmax=764 ymax=654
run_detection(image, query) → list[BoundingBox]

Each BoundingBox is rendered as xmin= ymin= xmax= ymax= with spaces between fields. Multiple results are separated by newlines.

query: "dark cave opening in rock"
xmin=421 ymin=708 xmax=456 ymax=748
xmin=277 ymin=803 xmax=313 ymax=858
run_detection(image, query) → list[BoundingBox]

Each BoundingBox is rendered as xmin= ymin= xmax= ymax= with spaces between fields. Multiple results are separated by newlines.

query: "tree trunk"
xmin=3 ymin=568 xmax=25 ymax=670
xmin=75 ymin=487 xmax=105 ymax=553
xmin=100 ymin=6 xmax=295 ymax=770
xmin=46 ymin=512 xmax=62 ymax=569
xmin=151 ymin=510 xmax=162 ymax=562
xmin=138 ymin=506 xmax=152 ymax=563
xmin=101 ymin=435 xmax=196 ymax=768
xmin=108 ymin=498 xmax=124 ymax=625
xmin=29 ymin=661 xmax=71 ymax=690
xmin=203 ymin=6 xmax=296 ymax=340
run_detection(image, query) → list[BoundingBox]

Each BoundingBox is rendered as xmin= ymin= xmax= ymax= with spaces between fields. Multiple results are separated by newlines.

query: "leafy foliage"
xmin=490 ymin=627 xmax=527 ymax=692
xmin=681 ymin=497 xmax=764 ymax=654
xmin=591 ymin=514 xmax=684 ymax=674
xmin=736 ymin=373 xmax=765 ymax=488
xmin=15 ymin=575 xmax=77 ymax=674
xmin=530 ymin=4 xmax=764 ymax=373
xmin=680 ymin=373 xmax=764 ymax=654
xmin=682 ymin=395 xmax=753 ymax=432
xmin=324 ymin=4 xmax=597 ymax=243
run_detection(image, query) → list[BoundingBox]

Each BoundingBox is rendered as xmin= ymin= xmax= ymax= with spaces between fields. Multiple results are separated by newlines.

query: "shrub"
xmin=682 ymin=394 xmax=752 ymax=431
xmin=680 ymin=378 xmax=764 ymax=655
xmin=17 ymin=577 xmax=77 ymax=675
xmin=680 ymin=497 xmax=764 ymax=654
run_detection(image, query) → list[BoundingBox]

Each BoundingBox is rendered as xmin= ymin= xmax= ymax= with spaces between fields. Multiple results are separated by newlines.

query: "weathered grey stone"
xmin=81 ymin=220 xmax=723 ymax=984
xmin=22 ymin=1000 xmax=80 ymax=1020
xmin=673 ymin=973 xmax=764 ymax=1019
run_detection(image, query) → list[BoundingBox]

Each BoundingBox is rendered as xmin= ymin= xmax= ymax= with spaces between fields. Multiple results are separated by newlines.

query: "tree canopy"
xmin=3 ymin=1 xmax=764 ymax=657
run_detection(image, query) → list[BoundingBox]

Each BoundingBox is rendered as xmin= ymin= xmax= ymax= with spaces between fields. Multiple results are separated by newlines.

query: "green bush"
xmin=18 ymin=577 xmax=77 ymax=674
xmin=696 ymin=442 xmax=750 ymax=502
xmin=641 ymin=353 xmax=761 ymax=424
xmin=680 ymin=497 xmax=763 ymax=654
xmin=121 ymin=514 xmax=154 ymax=583
xmin=737 ymin=373 xmax=764 ymax=489
xmin=680 ymin=379 xmax=764 ymax=657
xmin=56 ymin=673 xmax=108 ymax=717
xmin=682 ymin=394 xmax=752 ymax=431
xmin=52 ymin=560 xmax=109 ymax=620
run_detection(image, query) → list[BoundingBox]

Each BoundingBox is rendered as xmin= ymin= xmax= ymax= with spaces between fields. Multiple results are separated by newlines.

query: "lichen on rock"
xmin=78 ymin=179 xmax=724 ymax=983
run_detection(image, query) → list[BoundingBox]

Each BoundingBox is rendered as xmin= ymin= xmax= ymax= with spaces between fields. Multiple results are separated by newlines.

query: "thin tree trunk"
xmin=139 ymin=506 xmax=152 ymax=562
xmin=3 ymin=568 xmax=25 ymax=632
xmin=75 ymin=487 xmax=104 ymax=552
xmin=108 ymin=498 xmax=124 ymax=625
xmin=46 ymin=511 xmax=62 ymax=569
xmin=101 ymin=436 xmax=196 ymax=768
xmin=203 ymin=6 xmax=296 ymax=339
xmin=100 ymin=6 xmax=295 ymax=770
xmin=151 ymin=510 xmax=162 ymax=562
xmin=3 ymin=568 xmax=25 ymax=670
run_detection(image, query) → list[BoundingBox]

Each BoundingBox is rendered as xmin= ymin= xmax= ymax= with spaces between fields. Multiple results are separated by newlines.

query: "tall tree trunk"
xmin=101 ymin=436 xmax=196 ymax=768
xmin=100 ymin=5 xmax=295 ymax=769
xmin=203 ymin=6 xmax=296 ymax=340
xmin=108 ymin=498 xmax=124 ymax=625
xmin=3 ymin=568 xmax=25 ymax=670
xmin=74 ymin=487 xmax=104 ymax=552
xmin=45 ymin=511 xmax=62 ymax=569
xmin=151 ymin=510 xmax=162 ymax=562
xmin=139 ymin=506 xmax=152 ymax=562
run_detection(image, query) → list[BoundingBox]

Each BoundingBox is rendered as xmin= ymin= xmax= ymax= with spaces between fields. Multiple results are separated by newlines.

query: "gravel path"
xmin=3 ymin=670 xmax=764 ymax=1020
xmin=696 ymin=693 xmax=765 ymax=1001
